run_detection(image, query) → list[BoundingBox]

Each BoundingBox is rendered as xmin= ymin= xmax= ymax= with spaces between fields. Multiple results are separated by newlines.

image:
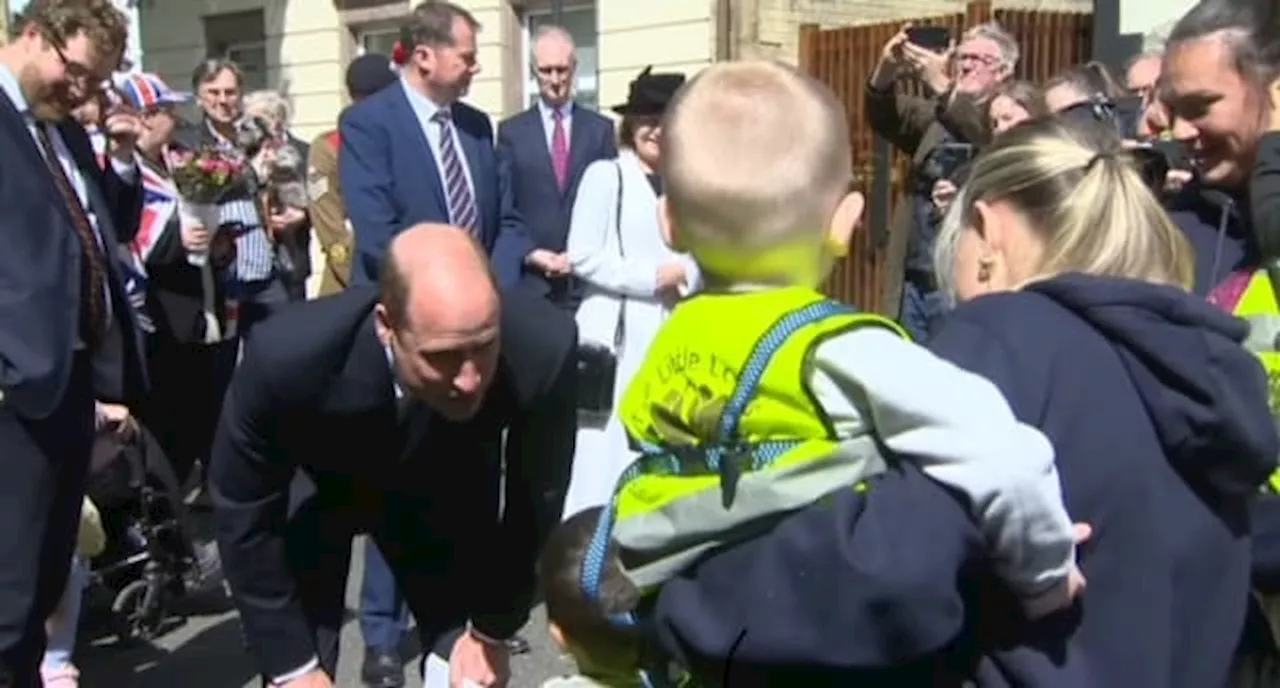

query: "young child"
xmin=539 ymin=507 xmax=648 ymax=688
xmin=610 ymin=60 xmax=1083 ymax=623
xmin=41 ymin=402 xmax=121 ymax=687
xmin=40 ymin=496 xmax=105 ymax=687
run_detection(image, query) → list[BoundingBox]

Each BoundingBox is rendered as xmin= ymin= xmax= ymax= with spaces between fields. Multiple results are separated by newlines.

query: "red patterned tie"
xmin=35 ymin=124 xmax=108 ymax=348
xmin=551 ymin=108 xmax=569 ymax=192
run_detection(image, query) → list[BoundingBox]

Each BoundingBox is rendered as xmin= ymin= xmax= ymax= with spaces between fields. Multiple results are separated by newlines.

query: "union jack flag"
xmin=132 ymin=162 xmax=174 ymax=264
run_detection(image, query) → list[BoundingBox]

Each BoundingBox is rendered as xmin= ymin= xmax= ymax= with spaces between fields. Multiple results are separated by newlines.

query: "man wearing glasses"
xmin=865 ymin=22 xmax=1015 ymax=340
xmin=0 ymin=1 xmax=147 ymax=685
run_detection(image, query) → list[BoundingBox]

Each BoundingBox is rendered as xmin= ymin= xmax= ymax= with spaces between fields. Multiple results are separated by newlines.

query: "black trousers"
xmin=142 ymin=337 xmax=238 ymax=486
xmin=0 ymin=354 xmax=95 ymax=687
xmin=278 ymin=460 xmax=501 ymax=681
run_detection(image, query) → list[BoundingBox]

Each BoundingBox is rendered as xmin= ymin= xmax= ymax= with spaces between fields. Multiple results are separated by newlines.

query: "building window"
xmin=203 ymin=10 xmax=268 ymax=91
xmin=356 ymin=27 xmax=400 ymax=57
xmin=523 ymin=3 xmax=597 ymax=110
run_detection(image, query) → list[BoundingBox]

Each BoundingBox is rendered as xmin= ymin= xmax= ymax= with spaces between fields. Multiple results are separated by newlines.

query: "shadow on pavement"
xmin=77 ymin=616 xmax=258 ymax=687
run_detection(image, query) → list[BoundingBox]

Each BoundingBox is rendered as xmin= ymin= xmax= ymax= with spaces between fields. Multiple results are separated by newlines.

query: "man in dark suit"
xmin=497 ymin=25 xmax=616 ymax=309
xmin=0 ymin=3 xmax=146 ymax=685
xmin=209 ymin=224 xmax=576 ymax=688
xmin=340 ymin=1 xmax=534 ymax=290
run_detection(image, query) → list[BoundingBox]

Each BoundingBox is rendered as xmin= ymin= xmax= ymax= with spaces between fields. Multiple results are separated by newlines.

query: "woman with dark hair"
xmin=560 ymin=67 xmax=701 ymax=517
xmin=1159 ymin=1 xmax=1280 ymax=680
xmin=987 ymin=79 xmax=1049 ymax=135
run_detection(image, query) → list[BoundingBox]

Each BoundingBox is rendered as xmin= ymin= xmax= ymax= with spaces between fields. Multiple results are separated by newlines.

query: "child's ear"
xmin=547 ymin=620 xmax=567 ymax=652
xmin=826 ymin=190 xmax=866 ymax=258
xmin=657 ymin=196 xmax=682 ymax=251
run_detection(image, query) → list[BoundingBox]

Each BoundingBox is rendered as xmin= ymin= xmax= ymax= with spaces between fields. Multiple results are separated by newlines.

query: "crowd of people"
xmin=6 ymin=0 xmax=1280 ymax=686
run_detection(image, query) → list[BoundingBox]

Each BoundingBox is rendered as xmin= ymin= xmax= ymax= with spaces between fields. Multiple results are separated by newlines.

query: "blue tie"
xmin=433 ymin=109 xmax=478 ymax=231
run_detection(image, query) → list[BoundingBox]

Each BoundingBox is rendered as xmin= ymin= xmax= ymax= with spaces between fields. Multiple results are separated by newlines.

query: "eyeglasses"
xmin=956 ymin=52 xmax=999 ymax=68
xmin=535 ymin=65 xmax=573 ymax=77
xmin=42 ymin=30 xmax=109 ymax=94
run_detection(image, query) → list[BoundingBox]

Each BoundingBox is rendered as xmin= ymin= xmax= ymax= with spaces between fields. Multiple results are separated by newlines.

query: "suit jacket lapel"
xmin=522 ymin=108 xmax=560 ymax=191
xmin=566 ymin=108 xmax=593 ymax=196
xmin=0 ymin=92 xmax=77 ymax=230
xmin=452 ymin=106 xmax=488 ymax=229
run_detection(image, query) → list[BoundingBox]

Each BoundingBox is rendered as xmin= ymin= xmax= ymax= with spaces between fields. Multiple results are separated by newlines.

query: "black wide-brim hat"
xmin=611 ymin=66 xmax=686 ymax=117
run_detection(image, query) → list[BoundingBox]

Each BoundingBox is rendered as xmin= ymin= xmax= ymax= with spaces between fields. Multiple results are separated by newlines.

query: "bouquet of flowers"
xmin=167 ymin=146 xmax=247 ymax=266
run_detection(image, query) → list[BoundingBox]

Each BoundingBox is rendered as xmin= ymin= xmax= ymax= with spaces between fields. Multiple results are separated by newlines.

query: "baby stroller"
xmin=82 ymin=427 xmax=218 ymax=644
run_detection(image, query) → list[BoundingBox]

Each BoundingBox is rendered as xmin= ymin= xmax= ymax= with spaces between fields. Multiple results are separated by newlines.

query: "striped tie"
xmin=433 ymin=109 xmax=478 ymax=231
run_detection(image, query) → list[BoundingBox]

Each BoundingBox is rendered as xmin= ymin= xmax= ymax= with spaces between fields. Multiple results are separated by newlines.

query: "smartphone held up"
xmin=906 ymin=25 xmax=951 ymax=53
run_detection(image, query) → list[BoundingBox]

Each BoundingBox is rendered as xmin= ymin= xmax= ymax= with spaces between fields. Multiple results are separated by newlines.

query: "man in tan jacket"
xmin=307 ymin=54 xmax=398 ymax=297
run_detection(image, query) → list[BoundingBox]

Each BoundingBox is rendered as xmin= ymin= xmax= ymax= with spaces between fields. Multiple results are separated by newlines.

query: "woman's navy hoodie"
xmin=652 ymin=273 xmax=1277 ymax=687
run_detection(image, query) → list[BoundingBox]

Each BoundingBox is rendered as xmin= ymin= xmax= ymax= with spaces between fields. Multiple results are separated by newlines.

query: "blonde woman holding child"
xmin=537 ymin=62 xmax=1277 ymax=688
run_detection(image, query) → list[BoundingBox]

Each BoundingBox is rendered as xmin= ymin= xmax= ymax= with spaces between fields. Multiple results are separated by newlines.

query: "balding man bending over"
xmin=209 ymin=225 xmax=577 ymax=688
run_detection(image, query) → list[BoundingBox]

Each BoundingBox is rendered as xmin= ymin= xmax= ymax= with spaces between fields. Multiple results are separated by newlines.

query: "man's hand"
xmin=901 ymin=41 xmax=954 ymax=95
xmin=869 ymin=25 xmax=913 ymax=90
xmin=269 ymin=206 xmax=308 ymax=237
xmin=95 ymin=402 xmax=138 ymax=440
xmin=104 ymin=110 xmax=142 ymax=163
xmin=278 ymin=670 xmax=334 ymax=688
xmin=880 ymin=25 xmax=912 ymax=66
xmin=525 ymin=249 xmax=571 ymax=278
xmin=449 ymin=629 xmax=510 ymax=688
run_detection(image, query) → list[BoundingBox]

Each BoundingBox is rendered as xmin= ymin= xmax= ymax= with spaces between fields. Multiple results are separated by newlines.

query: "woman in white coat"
xmin=561 ymin=68 xmax=699 ymax=518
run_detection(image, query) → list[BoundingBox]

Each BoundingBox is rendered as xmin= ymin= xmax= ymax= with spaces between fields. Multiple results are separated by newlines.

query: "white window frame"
xmin=355 ymin=27 xmax=401 ymax=57
xmin=224 ymin=41 xmax=268 ymax=92
xmin=204 ymin=10 xmax=268 ymax=92
xmin=521 ymin=3 xmax=598 ymax=110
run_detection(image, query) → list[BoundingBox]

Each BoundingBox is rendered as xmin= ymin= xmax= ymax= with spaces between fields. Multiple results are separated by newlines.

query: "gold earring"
xmin=977 ymin=259 xmax=993 ymax=283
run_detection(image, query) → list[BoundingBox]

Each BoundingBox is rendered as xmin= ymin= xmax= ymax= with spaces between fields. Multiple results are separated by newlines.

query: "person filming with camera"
xmin=865 ymin=22 xmax=1016 ymax=339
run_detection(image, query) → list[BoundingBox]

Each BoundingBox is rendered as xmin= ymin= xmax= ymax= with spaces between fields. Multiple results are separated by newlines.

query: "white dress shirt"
xmin=537 ymin=98 xmax=573 ymax=150
xmin=400 ymin=77 xmax=476 ymax=201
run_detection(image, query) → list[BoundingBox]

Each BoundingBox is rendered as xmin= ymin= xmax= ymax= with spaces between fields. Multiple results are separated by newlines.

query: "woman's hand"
xmin=269 ymin=206 xmax=308 ymax=238
xmin=181 ymin=222 xmax=212 ymax=253
xmin=656 ymin=260 xmax=687 ymax=293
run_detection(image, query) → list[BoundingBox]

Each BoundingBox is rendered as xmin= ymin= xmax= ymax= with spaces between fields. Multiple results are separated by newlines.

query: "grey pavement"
xmin=76 ymin=534 xmax=574 ymax=687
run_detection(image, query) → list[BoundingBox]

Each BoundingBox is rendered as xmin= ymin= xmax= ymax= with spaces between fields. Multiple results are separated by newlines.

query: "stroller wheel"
xmin=110 ymin=579 xmax=162 ymax=643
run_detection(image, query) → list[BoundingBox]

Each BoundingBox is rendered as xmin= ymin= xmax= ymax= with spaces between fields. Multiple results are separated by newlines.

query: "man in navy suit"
xmin=497 ymin=26 xmax=616 ymax=309
xmin=338 ymin=5 xmax=543 ymax=681
xmin=210 ymin=225 xmax=576 ymax=688
xmin=339 ymin=1 xmax=534 ymax=290
xmin=0 ymin=3 xmax=146 ymax=685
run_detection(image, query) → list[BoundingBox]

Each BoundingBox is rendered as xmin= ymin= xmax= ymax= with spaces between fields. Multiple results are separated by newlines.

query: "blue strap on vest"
xmin=576 ymin=298 xmax=856 ymax=682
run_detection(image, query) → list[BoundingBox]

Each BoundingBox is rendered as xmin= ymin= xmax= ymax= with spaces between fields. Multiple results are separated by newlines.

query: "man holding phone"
xmin=865 ymin=21 xmax=1017 ymax=339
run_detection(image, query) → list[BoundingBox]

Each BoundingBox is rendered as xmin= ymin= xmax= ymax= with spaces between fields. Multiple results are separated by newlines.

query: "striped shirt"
xmin=206 ymin=120 xmax=275 ymax=282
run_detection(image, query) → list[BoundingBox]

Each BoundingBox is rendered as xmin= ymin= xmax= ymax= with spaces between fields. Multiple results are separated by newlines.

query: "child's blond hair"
xmin=661 ymin=60 xmax=853 ymax=285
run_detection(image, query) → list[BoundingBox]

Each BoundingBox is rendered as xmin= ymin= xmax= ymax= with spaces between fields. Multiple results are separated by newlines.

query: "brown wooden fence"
xmin=799 ymin=1 xmax=1092 ymax=313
